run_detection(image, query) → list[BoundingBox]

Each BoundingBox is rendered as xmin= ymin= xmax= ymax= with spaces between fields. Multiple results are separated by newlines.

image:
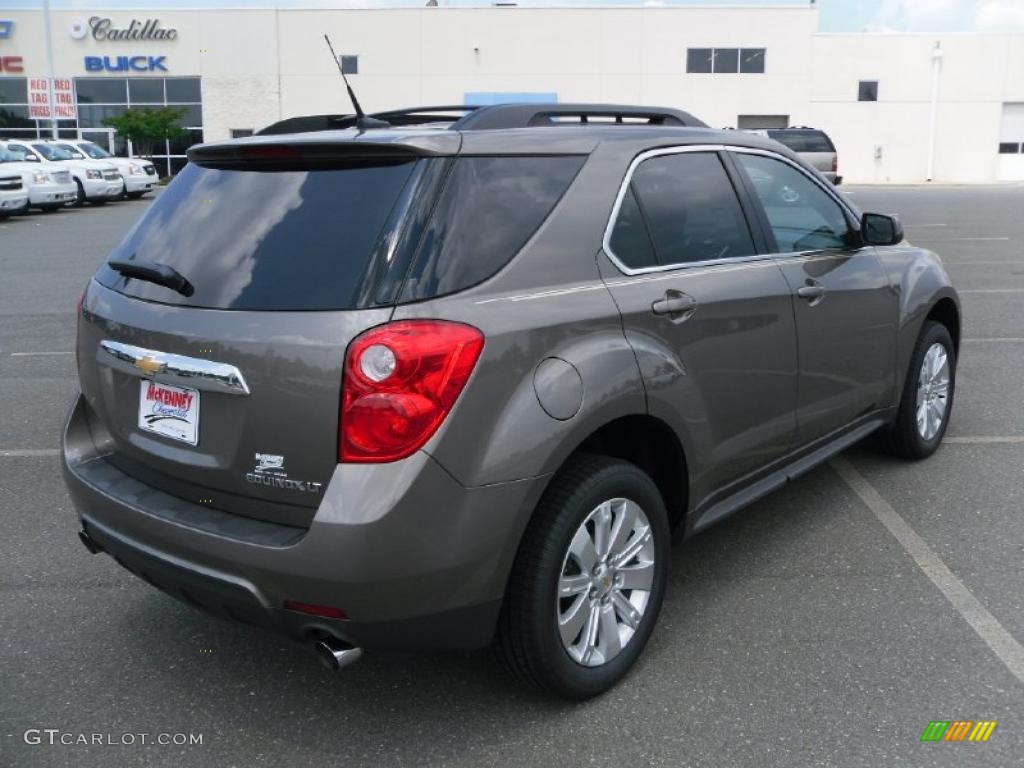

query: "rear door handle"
xmin=651 ymin=291 xmax=697 ymax=317
xmin=796 ymin=281 xmax=826 ymax=302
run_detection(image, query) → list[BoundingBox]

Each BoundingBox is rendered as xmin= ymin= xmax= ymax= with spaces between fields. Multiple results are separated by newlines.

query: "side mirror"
xmin=861 ymin=212 xmax=904 ymax=246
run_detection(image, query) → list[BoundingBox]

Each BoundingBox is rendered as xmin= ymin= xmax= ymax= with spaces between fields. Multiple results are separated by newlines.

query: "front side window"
xmin=736 ymin=153 xmax=851 ymax=253
xmin=610 ymin=152 xmax=756 ymax=268
xmin=4 ymin=144 xmax=35 ymax=161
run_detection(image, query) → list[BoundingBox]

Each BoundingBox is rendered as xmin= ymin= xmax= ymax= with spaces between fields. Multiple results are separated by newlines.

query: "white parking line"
xmin=963 ymin=338 xmax=1024 ymax=343
xmin=944 ymin=436 xmax=1024 ymax=444
xmin=905 ymin=223 xmax=948 ymax=228
xmin=9 ymin=351 xmax=73 ymax=357
xmin=0 ymin=448 xmax=60 ymax=457
xmin=958 ymin=289 xmax=1024 ymax=294
xmin=831 ymin=456 xmax=1024 ymax=685
xmin=913 ymin=237 xmax=1012 ymax=242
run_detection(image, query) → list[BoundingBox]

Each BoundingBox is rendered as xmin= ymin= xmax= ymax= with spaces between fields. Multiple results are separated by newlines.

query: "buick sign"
xmin=85 ymin=55 xmax=168 ymax=72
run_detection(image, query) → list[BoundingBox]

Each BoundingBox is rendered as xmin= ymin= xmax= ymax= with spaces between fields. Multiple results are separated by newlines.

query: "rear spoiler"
xmin=187 ymin=136 xmax=459 ymax=169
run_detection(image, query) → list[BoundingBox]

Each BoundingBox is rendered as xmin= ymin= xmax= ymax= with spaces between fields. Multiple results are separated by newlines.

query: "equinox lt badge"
xmin=245 ymin=452 xmax=323 ymax=494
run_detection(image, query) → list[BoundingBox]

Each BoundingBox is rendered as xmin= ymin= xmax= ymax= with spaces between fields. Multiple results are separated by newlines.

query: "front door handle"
xmin=651 ymin=291 xmax=697 ymax=318
xmin=796 ymin=280 xmax=826 ymax=303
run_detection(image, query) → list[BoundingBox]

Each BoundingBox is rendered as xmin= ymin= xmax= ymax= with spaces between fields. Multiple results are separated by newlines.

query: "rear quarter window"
xmin=399 ymin=155 xmax=585 ymax=300
xmin=767 ymin=130 xmax=836 ymax=153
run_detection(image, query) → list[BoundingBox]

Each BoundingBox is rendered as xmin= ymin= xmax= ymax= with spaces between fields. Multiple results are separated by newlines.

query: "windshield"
xmin=32 ymin=144 xmax=74 ymax=161
xmin=56 ymin=143 xmax=87 ymax=159
xmin=6 ymin=144 xmax=37 ymax=162
xmin=766 ymin=130 xmax=836 ymax=153
xmin=79 ymin=142 xmax=112 ymax=159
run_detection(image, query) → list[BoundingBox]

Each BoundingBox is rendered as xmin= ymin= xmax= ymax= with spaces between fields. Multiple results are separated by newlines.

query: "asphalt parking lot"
xmin=2 ymin=184 xmax=1023 ymax=767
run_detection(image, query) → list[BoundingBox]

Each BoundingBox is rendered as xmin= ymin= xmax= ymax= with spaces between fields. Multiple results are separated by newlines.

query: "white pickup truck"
xmin=0 ymin=143 xmax=77 ymax=212
xmin=3 ymin=140 xmax=122 ymax=206
xmin=56 ymin=140 xmax=158 ymax=199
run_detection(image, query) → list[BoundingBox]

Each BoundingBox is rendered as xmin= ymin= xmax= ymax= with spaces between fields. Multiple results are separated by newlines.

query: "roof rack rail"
xmin=256 ymin=103 xmax=707 ymax=136
xmin=257 ymin=106 xmax=485 ymax=135
xmin=452 ymin=103 xmax=707 ymax=130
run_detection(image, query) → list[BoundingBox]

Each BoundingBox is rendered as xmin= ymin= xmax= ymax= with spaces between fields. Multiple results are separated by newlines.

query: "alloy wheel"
xmin=916 ymin=342 xmax=950 ymax=440
xmin=556 ymin=498 xmax=655 ymax=667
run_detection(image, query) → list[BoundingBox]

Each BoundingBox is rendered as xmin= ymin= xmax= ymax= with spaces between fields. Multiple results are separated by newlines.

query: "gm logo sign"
xmin=0 ymin=20 xmax=13 ymax=40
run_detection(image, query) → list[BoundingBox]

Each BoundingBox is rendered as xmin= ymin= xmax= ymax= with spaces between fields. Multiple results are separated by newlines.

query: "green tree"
xmin=103 ymin=107 xmax=187 ymax=158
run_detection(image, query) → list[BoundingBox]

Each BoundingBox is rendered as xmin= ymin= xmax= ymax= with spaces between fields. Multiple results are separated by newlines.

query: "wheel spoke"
xmin=616 ymin=560 xmax=654 ymax=592
xmin=568 ymin=525 xmax=598 ymax=572
xmin=610 ymin=589 xmax=641 ymax=630
xmin=607 ymin=499 xmax=638 ymax=562
xmin=592 ymin=501 xmax=613 ymax=558
xmin=578 ymin=603 xmax=601 ymax=664
xmin=598 ymin=603 xmax=622 ymax=659
xmin=558 ymin=573 xmax=591 ymax=598
xmin=558 ymin=594 xmax=589 ymax=647
xmin=610 ymin=527 xmax=651 ymax=569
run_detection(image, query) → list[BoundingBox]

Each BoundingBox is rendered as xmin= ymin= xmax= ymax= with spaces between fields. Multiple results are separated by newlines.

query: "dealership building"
xmin=0 ymin=3 xmax=1022 ymax=182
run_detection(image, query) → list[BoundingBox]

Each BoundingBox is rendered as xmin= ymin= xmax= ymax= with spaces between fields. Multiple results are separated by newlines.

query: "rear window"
xmin=400 ymin=155 xmax=585 ymax=301
xmin=96 ymin=160 xmax=420 ymax=311
xmin=766 ymin=130 xmax=835 ymax=153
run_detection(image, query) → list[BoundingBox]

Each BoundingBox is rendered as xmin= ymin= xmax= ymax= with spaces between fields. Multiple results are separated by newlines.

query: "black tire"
xmin=495 ymin=454 xmax=670 ymax=699
xmin=880 ymin=321 xmax=956 ymax=459
xmin=72 ymin=180 xmax=86 ymax=207
xmin=126 ymin=191 xmax=145 ymax=200
xmin=39 ymin=204 xmax=61 ymax=212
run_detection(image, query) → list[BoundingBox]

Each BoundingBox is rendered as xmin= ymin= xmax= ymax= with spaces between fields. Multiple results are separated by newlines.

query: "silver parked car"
xmin=64 ymin=104 xmax=958 ymax=699
xmin=752 ymin=127 xmax=842 ymax=185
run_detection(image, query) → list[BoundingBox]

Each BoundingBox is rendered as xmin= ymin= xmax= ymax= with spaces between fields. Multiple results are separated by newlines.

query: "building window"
xmin=686 ymin=49 xmax=713 ymax=73
xmin=231 ymin=128 xmax=254 ymax=139
xmin=740 ymin=48 xmax=766 ymax=73
xmin=340 ymin=55 xmax=358 ymax=75
xmin=999 ymin=142 xmax=1021 ymax=154
xmin=688 ymin=48 xmax=765 ymax=74
xmin=858 ymin=80 xmax=879 ymax=102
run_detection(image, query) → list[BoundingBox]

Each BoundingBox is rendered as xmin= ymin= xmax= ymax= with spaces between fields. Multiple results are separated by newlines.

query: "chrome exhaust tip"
xmin=314 ymin=638 xmax=363 ymax=671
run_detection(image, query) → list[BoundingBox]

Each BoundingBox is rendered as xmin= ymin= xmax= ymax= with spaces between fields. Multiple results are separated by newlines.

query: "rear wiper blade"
xmin=108 ymin=259 xmax=194 ymax=297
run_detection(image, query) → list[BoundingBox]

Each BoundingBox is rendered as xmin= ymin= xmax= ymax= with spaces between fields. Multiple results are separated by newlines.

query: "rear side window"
xmin=400 ymin=155 xmax=584 ymax=301
xmin=96 ymin=160 xmax=421 ymax=311
xmin=609 ymin=151 xmax=755 ymax=268
xmin=766 ymin=130 xmax=835 ymax=153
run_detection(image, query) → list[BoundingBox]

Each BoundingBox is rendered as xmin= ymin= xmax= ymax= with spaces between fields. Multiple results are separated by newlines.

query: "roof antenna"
xmin=324 ymin=34 xmax=389 ymax=131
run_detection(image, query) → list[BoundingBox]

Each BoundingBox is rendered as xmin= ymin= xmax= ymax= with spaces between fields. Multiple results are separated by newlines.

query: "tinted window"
xmin=858 ymin=80 xmax=879 ymax=102
xmin=740 ymin=48 xmax=766 ymax=73
xmin=96 ymin=160 xmax=421 ymax=311
xmin=714 ymin=49 xmax=739 ymax=73
xmin=609 ymin=186 xmax=657 ymax=270
xmin=687 ymin=49 xmax=713 ymax=73
xmin=165 ymin=78 xmax=201 ymax=103
xmin=766 ymin=130 xmax=835 ymax=153
xmin=0 ymin=78 xmax=28 ymax=103
xmin=128 ymin=78 xmax=164 ymax=104
xmin=998 ymin=142 xmax=1020 ymax=154
xmin=401 ymin=155 xmax=584 ymax=300
xmin=75 ymin=78 xmax=127 ymax=103
xmin=736 ymin=153 xmax=851 ymax=253
xmin=624 ymin=152 xmax=755 ymax=266
xmin=340 ymin=56 xmax=359 ymax=75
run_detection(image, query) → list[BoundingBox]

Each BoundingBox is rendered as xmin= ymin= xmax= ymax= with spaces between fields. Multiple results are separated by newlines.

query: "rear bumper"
xmin=63 ymin=394 xmax=545 ymax=651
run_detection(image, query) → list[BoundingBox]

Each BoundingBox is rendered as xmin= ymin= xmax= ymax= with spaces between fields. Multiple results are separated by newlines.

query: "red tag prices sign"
xmin=28 ymin=78 xmax=77 ymax=120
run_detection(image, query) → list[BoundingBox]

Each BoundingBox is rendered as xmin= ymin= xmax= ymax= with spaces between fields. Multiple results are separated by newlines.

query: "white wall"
xmin=2 ymin=6 xmax=1021 ymax=182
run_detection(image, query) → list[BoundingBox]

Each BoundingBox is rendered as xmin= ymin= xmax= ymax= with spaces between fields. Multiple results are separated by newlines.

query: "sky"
xmin=2 ymin=0 xmax=1024 ymax=33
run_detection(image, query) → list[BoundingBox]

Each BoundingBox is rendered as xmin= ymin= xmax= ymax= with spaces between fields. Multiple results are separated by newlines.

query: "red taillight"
xmin=339 ymin=320 xmax=485 ymax=463
xmin=283 ymin=600 xmax=348 ymax=620
xmin=832 ymin=155 xmax=839 ymax=173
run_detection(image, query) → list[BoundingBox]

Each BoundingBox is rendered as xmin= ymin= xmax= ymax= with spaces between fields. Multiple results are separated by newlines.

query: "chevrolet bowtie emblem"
xmin=135 ymin=355 xmax=164 ymax=376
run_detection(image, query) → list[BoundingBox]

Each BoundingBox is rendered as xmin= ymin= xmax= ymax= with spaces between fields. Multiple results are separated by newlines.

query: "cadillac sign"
xmin=78 ymin=17 xmax=178 ymax=42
